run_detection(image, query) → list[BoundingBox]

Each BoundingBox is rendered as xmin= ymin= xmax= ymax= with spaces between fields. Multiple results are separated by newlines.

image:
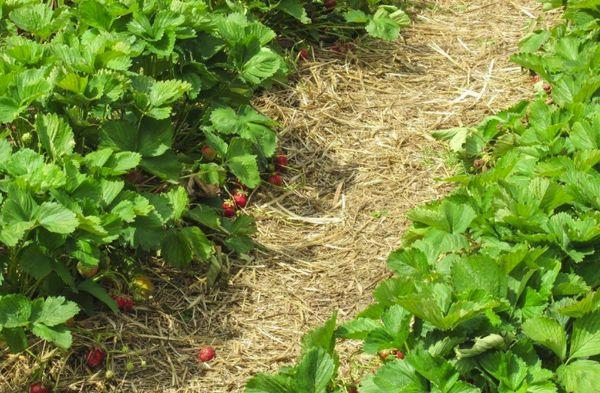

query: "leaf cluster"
xmin=246 ymin=2 xmax=600 ymax=392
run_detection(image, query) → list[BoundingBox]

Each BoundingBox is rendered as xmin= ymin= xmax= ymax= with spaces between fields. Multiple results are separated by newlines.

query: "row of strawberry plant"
xmin=0 ymin=0 xmax=410 ymax=354
xmin=246 ymin=1 xmax=600 ymax=392
xmin=246 ymin=0 xmax=410 ymax=42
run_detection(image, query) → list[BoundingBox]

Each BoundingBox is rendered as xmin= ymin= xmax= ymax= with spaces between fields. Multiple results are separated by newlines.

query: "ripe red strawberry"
xmin=268 ymin=173 xmax=283 ymax=186
xmin=222 ymin=200 xmax=236 ymax=218
xmin=201 ymin=145 xmax=216 ymax=162
xmin=348 ymin=387 xmax=358 ymax=393
xmin=531 ymin=75 xmax=541 ymax=84
xmin=233 ymin=191 xmax=248 ymax=208
xmin=86 ymin=347 xmax=106 ymax=368
xmin=274 ymin=153 xmax=288 ymax=171
xmin=543 ymin=83 xmax=552 ymax=93
xmin=112 ymin=295 xmax=134 ymax=312
xmin=473 ymin=158 xmax=486 ymax=169
xmin=324 ymin=0 xmax=336 ymax=9
xmin=123 ymin=297 xmax=134 ymax=312
xmin=198 ymin=346 xmax=216 ymax=362
xmin=29 ymin=382 xmax=49 ymax=393
xmin=299 ymin=48 xmax=309 ymax=61
xmin=393 ymin=350 xmax=405 ymax=360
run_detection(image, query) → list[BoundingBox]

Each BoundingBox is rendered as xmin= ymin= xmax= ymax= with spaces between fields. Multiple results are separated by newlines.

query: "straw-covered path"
xmin=160 ymin=1 xmax=546 ymax=391
xmin=1 ymin=1 xmax=548 ymax=392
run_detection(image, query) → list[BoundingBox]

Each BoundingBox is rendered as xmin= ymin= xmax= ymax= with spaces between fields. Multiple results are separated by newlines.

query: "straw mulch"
xmin=1 ymin=1 xmax=552 ymax=392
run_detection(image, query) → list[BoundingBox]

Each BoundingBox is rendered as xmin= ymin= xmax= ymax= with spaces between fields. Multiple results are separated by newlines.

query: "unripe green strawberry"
xmin=77 ymin=262 xmax=98 ymax=278
xmin=21 ymin=132 xmax=32 ymax=144
xmin=131 ymin=274 xmax=154 ymax=299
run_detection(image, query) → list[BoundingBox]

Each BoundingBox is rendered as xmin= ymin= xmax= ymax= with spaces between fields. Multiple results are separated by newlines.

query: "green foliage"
xmin=0 ymin=295 xmax=79 ymax=351
xmin=246 ymin=1 xmax=600 ymax=392
xmin=0 ymin=0 xmax=410 ymax=352
xmin=241 ymin=0 xmax=410 ymax=43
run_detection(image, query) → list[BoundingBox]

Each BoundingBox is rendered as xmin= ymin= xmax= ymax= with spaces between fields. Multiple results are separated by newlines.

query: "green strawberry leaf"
xmin=522 ymin=316 xmax=567 ymax=360
xmin=570 ymin=310 xmax=600 ymax=359
xmin=0 ymin=294 xmax=32 ymax=328
xmin=35 ymin=113 xmax=75 ymax=161
xmin=245 ymin=373 xmax=293 ymax=393
xmin=161 ymin=230 xmax=192 ymax=268
xmin=557 ymin=360 xmax=600 ymax=393
xmin=294 ymin=347 xmax=335 ymax=393
xmin=242 ymin=48 xmax=282 ymax=85
xmin=276 ymin=0 xmax=310 ymax=24
xmin=30 ymin=297 xmax=79 ymax=327
xmin=34 ymin=202 xmax=79 ymax=234
xmin=31 ymin=323 xmax=72 ymax=349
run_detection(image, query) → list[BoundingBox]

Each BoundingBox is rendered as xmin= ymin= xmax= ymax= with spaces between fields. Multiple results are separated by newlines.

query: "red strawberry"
xmin=531 ymin=75 xmax=541 ymax=84
xmin=299 ymin=48 xmax=309 ymax=61
xmin=86 ymin=348 xmax=106 ymax=368
xmin=198 ymin=346 xmax=216 ymax=362
xmin=112 ymin=295 xmax=134 ymax=312
xmin=393 ymin=350 xmax=405 ymax=360
xmin=233 ymin=191 xmax=248 ymax=208
xmin=123 ymin=297 xmax=134 ymax=312
xmin=473 ymin=158 xmax=486 ymax=169
xmin=222 ymin=200 xmax=236 ymax=218
xmin=348 ymin=387 xmax=358 ymax=393
xmin=201 ymin=145 xmax=216 ymax=162
xmin=543 ymin=83 xmax=552 ymax=93
xmin=274 ymin=153 xmax=288 ymax=171
xmin=29 ymin=383 xmax=49 ymax=393
xmin=324 ymin=0 xmax=336 ymax=9
xmin=268 ymin=173 xmax=283 ymax=186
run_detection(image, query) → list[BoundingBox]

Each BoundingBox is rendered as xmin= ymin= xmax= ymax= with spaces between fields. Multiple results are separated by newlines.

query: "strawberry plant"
xmin=0 ymin=0 xmax=410 ymax=355
xmin=246 ymin=2 xmax=600 ymax=392
xmin=244 ymin=0 xmax=411 ymax=42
